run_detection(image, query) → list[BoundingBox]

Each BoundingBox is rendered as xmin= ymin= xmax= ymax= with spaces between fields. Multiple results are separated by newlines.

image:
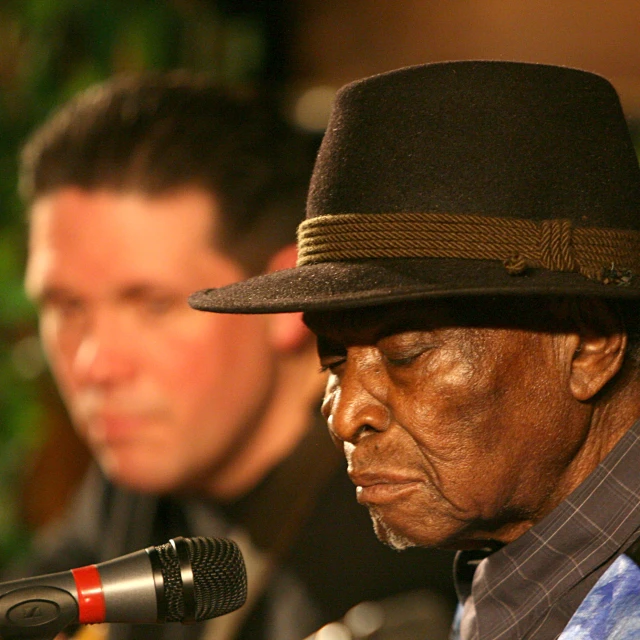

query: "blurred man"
xmin=189 ymin=61 xmax=640 ymax=639
xmin=17 ymin=73 xmax=456 ymax=640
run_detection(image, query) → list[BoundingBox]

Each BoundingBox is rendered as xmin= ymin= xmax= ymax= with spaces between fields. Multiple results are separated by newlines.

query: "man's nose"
xmin=73 ymin=313 xmax=136 ymax=384
xmin=323 ymin=350 xmax=390 ymax=444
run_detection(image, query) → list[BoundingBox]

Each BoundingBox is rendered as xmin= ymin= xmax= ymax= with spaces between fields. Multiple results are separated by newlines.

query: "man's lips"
xmin=85 ymin=413 xmax=153 ymax=443
xmin=349 ymin=471 xmax=422 ymax=505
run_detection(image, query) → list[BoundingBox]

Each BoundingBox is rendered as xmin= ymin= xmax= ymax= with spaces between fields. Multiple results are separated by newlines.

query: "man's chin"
xmin=370 ymin=512 xmax=417 ymax=551
xmin=369 ymin=506 xmax=480 ymax=551
xmin=96 ymin=453 xmax=181 ymax=494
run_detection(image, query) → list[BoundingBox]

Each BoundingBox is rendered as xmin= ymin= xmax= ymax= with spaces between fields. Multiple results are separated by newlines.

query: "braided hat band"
xmin=189 ymin=61 xmax=640 ymax=315
xmin=297 ymin=213 xmax=640 ymax=286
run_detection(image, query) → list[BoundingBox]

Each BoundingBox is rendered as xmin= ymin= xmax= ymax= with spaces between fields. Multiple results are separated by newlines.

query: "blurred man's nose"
xmin=72 ymin=311 xmax=136 ymax=385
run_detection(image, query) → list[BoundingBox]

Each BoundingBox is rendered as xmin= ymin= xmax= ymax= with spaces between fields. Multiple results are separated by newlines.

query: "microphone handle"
xmin=0 ymin=548 xmax=160 ymax=639
xmin=0 ymin=584 xmax=77 ymax=640
xmin=84 ymin=548 xmax=159 ymax=623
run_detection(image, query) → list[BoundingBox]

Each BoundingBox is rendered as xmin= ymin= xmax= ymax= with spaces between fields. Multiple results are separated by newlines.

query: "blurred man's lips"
xmin=350 ymin=471 xmax=421 ymax=505
xmin=87 ymin=414 xmax=149 ymax=442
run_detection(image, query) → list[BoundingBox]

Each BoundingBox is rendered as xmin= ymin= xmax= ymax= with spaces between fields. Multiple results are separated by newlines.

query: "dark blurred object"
xmin=306 ymin=589 xmax=454 ymax=640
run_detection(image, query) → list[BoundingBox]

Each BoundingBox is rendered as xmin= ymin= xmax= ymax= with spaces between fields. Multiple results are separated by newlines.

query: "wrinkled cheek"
xmin=397 ymin=403 xmax=477 ymax=469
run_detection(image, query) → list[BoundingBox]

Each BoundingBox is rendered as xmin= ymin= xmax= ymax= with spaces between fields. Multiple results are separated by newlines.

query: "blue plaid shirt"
xmin=452 ymin=419 xmax=640 ymax=639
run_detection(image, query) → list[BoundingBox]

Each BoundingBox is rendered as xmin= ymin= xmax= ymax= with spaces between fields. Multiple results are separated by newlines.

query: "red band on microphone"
xmin=72 ymin=565 xmax=106 ymax=624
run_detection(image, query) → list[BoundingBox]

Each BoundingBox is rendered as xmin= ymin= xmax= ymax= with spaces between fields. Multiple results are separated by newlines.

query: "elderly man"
xmin=189 ymin=61 xmax=640 ymax=639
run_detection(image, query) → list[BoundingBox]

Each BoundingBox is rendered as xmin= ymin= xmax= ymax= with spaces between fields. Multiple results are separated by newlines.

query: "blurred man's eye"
xmin=41 ymin=294 xmax=85 ymax=319
xmin=124 ymin=287 xmax=180 ymax=317
xmin=142 ymin=296 xmax=177 ymax=316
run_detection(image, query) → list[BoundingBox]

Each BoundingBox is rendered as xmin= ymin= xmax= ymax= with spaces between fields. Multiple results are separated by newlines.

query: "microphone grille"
xmin=155 ymin=536 xmax=247 ymax=622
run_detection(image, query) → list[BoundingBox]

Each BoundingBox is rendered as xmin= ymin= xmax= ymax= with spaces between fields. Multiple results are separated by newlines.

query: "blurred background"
xmin=1 ymin=0 xmax=640 ymax=568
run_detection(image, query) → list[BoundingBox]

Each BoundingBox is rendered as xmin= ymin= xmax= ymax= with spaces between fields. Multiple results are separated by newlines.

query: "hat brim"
xmin=188 ymin=258 xmax=640 ymax=314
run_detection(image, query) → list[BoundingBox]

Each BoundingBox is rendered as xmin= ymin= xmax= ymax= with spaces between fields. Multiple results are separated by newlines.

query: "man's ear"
xmin=569 ymin=299 xmax=627 ymax=401
xmin=267 ymin=243 xmax=298 ymax=272
xmin=265 ymin=244 xmax=310 ymax=352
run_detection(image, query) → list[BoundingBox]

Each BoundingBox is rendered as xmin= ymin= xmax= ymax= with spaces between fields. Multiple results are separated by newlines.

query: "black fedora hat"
xmin=189 ymin=60 xmax=640 ymax=314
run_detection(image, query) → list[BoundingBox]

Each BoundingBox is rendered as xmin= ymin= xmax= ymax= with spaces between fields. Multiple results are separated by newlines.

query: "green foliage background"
xmin=0 ymin=0 xmax=284 ymax=566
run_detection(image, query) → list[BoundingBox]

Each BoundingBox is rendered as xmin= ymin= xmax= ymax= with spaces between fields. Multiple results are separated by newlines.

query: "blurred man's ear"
xmin=267 ymin=243 xmax=298 ymax=272
xmin=265 ymin=244 xmax=310 ymax=352
xmin=569 ymin=299 xmax=627 ymax=401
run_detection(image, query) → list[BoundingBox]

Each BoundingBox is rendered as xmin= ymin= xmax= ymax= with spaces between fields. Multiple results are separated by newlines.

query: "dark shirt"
xmin=11 ymin=415 xmax=458 ymax=640
xmin=454 ymin=419 xmax=640 ymax=639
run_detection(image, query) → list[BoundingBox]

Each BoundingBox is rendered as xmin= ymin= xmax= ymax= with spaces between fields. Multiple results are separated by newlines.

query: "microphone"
xmin=0 ymin=536 xmax=247 ymax=639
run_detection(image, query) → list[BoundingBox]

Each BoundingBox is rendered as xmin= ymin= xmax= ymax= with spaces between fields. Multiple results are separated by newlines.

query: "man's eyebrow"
xmin=30 ymin=285 xmax=72 ymax=305
xmin=121 ymin=284 xmax=191 ymax=310
xmin=119 ymin=284 xmax=158 ymax=299
xmin=119 ymin=283 xmax=183 ymax=299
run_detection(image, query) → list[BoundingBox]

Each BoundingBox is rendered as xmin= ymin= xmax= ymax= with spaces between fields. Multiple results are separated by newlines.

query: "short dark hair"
xmin=19 ymin=71 xmax=319 ymax=274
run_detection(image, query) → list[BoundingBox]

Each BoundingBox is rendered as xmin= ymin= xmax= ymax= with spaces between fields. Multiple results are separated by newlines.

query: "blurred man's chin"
xmin=96 ymin=452 xmax=181 ymax=494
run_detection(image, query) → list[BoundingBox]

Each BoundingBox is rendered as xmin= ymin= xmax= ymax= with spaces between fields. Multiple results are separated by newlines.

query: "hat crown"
xmin=308 ymin=61 xmax=640 ymax=230
xmin=188 ymin=61 xmax=640 ymax=315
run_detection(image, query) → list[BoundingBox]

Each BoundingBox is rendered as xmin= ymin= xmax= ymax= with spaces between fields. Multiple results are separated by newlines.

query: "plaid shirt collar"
xmin=455 ymin=419 xmax=640 ymax=640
